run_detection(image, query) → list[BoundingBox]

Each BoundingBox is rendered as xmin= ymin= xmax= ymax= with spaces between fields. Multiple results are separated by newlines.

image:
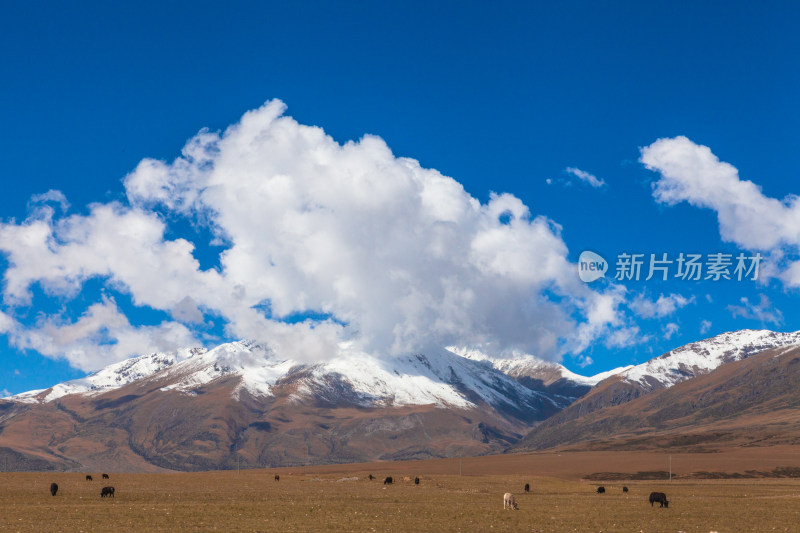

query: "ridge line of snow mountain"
xmin=8 ymin=328 xmax=799 ymax=411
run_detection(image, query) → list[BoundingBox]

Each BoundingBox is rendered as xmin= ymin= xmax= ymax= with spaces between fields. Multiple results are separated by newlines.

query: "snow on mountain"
xmin=7 ymin=341 xmax=558 ymax=415
xmin=12 ymin=329 xmax=789 ymax=412
xmin=10 ymin=347 xmax=207 ymax=404
xmin=451 ymin=347 xmax=629 ymax=386
xmin=620 ymin=329 xmax=800 ymax=389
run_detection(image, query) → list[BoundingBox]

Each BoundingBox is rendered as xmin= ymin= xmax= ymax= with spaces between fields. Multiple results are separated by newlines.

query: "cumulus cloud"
xmin=0 ymin=100 xmax=628 ymax=370
xmin=700 ymin=319 xmax=712 ymax=334
xmin=641 ymin=136 xmax=800 ymax=286
xmin=629 ymin=292 xmax=694 ymax=318
xmin=727 ymin=294 xmax=783 ymax=326
xmin=565 ymin=167 xmax=606 ymax=188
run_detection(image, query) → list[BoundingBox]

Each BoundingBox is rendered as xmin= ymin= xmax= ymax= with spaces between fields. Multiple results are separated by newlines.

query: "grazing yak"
xmin=102 ymin=473 xmax=109 ymax=479
xmin=503 ymin=492 xmax=518 ymax=510
xmin=414 ymin=477 xmax=420 ymax=485
xmin=101 ymin=486 xmax=115 ymax=498
xmin=274 ymin=475 xmax=280 ymax=481
xmin=86 ymin=475 xmax=93 ymax=481
xmin=368 ymin=474 xmax=374 ymax=481
xmin=623 ymin=486 xmax=629 ymax=493
xmin=524 ymin=483 xmax=530 ymax=493
xmin=597 ymin=486 xmax=605 ymax=494
xmin=50 ymin=483 xmax=58 ymax=496
xmin=649 ymin=491 xmax=668 ymax=508
xmin=383 ymin=476 xmax=393 ymax=485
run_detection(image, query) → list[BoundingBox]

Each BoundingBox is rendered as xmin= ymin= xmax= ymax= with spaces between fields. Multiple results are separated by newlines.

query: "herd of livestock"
xmin=48 ymin=473 xmax=114 ymax=499
xmin=46 ymin=473 xmax=670 ymax=510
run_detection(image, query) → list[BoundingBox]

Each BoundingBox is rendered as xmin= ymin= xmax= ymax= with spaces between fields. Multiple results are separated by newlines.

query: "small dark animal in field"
xmin=524 ymin=483 xmax=530 ymax=493
xmin=86 ymin=475 xmax=93 ymax=481
xmin=101 ymin=486 xmax=115 ymax=498
xmin=383 ymin=476 xmax=393 ymax=485
xmin=50 ymin=483 xmax=58 ymax=496
xmin=102 ymin=473 xmax=109 ymax=479
xmin=623 ymin=486 xmax=629 ymax=493
xmin=368 ymin=474 xmax=374 ymax=480
xmin=649 ymin=491 xmax=668 ymax=507
xmin=274 ymin=475 xmax=280 ymax=481
xmin=414 ymin=477 xmax=420 ymax=485
xmin=597 ymin=486 xmax=605 ymax=493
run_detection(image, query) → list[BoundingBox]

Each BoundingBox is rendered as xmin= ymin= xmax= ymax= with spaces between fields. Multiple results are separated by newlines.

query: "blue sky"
xmin=2 ymin=1 xmax=799 ymax=394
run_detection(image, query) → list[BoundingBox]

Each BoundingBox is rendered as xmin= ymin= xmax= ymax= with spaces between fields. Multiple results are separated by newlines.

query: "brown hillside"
xmin=514 ymin=345 xmax=800 ymax=451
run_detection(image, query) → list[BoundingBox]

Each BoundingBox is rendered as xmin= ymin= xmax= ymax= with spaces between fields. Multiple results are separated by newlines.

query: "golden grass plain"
xmin=2 ymin=448 xmax=799 ymax=532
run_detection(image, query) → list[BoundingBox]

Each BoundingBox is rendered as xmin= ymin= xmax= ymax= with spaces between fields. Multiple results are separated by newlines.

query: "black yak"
xmin=101 ymin=486 xmax=115 ymax=498
xmin=102 ymin=473 xmax=109 ymax=479
xmin=649 ymin=491 xmax=668 ymax=507
xmin=86 ymin=475 xmax=93 ymax=481
xmin=524 ymin=483 xmax=530 ymax=493
xmin=383 ymin=476 xmax=393 ymax=485
xmin=274 ymin=474 xmax=280 ymax=481
xmin=623 ymin=486 xmax=629 ymax=493
xmin=368 ymin=474 xmax=374 ymax=480
xmin=50 ymin=483 xmax=58 ymax=496
xmin=597 ymin=486 xmax=605 ymax=493
xmin=414 ymin=477 xmax=420 ymax=485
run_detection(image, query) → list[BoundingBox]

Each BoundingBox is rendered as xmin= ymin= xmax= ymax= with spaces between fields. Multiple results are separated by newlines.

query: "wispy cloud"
xmin=727 ymin=294 xmax=783 ymax=325
xmin=630 ymin=293 xmax=695 ymax=319
xmin=565 ymin=167 xmax=606 ymax=188
xmin=663 ymin=322 xmax=680 ymax=340
xmin=700 ymin=319 xmax=712 ymax=334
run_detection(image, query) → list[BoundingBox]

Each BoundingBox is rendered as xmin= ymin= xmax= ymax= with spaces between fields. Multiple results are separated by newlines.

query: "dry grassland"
xmin=1 ymin=468 xmax=799 ymax=532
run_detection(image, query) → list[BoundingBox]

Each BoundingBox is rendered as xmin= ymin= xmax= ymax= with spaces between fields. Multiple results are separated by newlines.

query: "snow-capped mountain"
xmin=10 ymin=347 xmax=207 ymax=404
xmin=9 ymin=342 xmax=590 ymax=415
xmin=454 ymin=347 xmax=630 ymax=386
xmin=0 ymin=341 xmax=600 ymax=471
xmin=619 ymin=329 xmax=800 ymax=391
xmin=5 ymin=329 xmax=792 ymax=471
xmin=514 ymin=329 xmax=800 ymax=446
xmin=515 ymin=343 xmax=800 ymax=451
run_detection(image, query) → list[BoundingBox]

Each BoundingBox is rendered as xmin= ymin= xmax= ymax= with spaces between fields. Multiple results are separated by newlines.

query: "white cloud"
xmin=727 ymin=294 xmax=783 ymax=326
xmin=630 ymin=292 xmax=695 ymax=318
xmin=604 ymin=325 xmax=650 ymax=348
xmin=1 ymin=297 xmax=200 ymax=371
xmin=0 ymin=100 xmax=636 ymax=370
xmin=30 ymin=189 xmax=70 ymax=213
xmin=565 ymin=167 xmax=606 ymax=188
xmin=641 ymin=136 xmax=800 ymax=286
xmin=663 ymin=322 xmax=679 ymax=340
xmin=700 ymin=319 xmax=712 ymax=334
